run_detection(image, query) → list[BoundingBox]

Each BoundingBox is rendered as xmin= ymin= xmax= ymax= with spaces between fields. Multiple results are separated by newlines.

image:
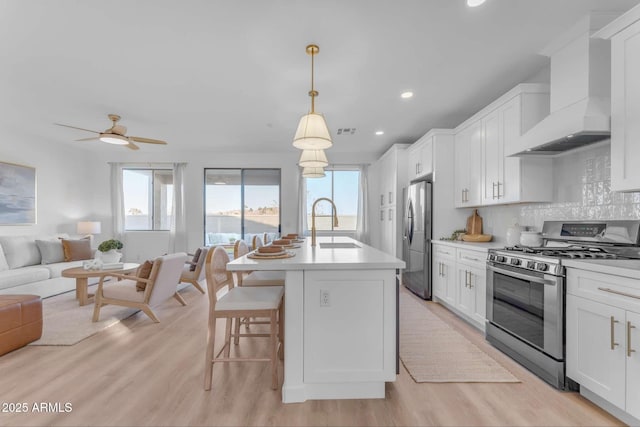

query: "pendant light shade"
xmin=293 ymin=44 xmax=333 ymax=150
xmin=302 ymin=167 xmax=326 ymax=178
xmin=293 ymin=113 xmax=332 ymax=150
xmin=299 ymin=149 xmax=329 ymax=168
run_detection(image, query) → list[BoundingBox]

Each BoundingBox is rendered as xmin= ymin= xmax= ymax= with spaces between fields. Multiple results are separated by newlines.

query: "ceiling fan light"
xmin=293 ymin=113 xmax=333 ymax=150
xmin=466 ymin=0 xmax=486 ymax=7
xmin=299 ymin=149 xmax=329 ymax=168
xmin=99 ymin=134 xmax=129 ymax=145
xmin=302 ymin=167 xmax=326 ymax=178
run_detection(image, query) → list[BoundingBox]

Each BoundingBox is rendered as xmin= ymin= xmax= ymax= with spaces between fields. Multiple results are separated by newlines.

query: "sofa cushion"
xmin=0 ymin=244 xmax=9 ymax=272
xmin=61 ymin=238 xmax=92 ymax=262
xmin=39 ymin=260 xmax=84 ymax=278
xmin=0 ymin=268 xmax=50 ymax=291
xmin=0 ymin=236 xmax=42 ymax=269
xmin=35 ymin=239 xmax=65 ymax=264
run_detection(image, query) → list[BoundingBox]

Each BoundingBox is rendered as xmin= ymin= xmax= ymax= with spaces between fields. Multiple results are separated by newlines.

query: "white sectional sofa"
xmin=0 ymin=234 xmax=99 ymax=298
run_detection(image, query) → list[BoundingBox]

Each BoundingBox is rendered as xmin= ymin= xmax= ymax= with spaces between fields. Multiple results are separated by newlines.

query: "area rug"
xmin=29 ymin=288 xmax=139 ymax=346
xmin=400 ymin=291 xmax=519 ymax=383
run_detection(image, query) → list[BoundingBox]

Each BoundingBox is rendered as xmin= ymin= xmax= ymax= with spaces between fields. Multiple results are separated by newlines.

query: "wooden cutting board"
xmin=466 ymin=209 xmax=483 ymax=235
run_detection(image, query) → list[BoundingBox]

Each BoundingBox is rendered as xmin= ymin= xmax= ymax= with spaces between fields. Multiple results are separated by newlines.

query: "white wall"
xmin=0 ymin=129 xmax=389 ymax=262
xmin=0 ymin=132 xmax=100 ymax=238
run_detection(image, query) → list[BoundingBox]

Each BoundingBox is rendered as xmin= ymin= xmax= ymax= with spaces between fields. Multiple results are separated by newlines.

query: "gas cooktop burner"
xmin=502 ymin=245 xmax=621 ymax=259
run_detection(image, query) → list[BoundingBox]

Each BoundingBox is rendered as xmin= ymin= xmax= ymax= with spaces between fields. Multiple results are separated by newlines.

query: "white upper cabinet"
xmin=454 ymin=121 xmax=482 ymax=207
xmin=455 ymin=84 xmax=554 ymax=208
xmin=407 ymin=135 xmax=434 ymax=181
xmin=595 ymin=5 xmax=640 ymax=192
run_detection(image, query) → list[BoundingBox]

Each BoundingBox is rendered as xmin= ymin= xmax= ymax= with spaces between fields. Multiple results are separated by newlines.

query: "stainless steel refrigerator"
xmin=402 ymin=180 xmax=432 ymax=300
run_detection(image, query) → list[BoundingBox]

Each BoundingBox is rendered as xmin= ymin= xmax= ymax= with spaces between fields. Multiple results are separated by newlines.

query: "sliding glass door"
xmin=204 ymin=168 xmax=281 ymax=246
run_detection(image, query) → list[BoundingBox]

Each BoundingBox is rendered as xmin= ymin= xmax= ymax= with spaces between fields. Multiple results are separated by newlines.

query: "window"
xmin=204 ymin=169 xmax=281 ymax=246
xmin=123 ymin=169 xmax=173 ymax=231
xmin=306 ymin=169 xmax=359 ymax=231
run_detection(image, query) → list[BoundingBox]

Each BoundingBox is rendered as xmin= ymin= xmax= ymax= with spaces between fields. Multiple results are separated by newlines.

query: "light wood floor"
xmin=0 ymin=286 xmax=624 ymax=427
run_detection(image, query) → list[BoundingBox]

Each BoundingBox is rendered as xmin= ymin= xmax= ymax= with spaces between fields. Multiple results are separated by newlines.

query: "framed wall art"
xmin=0 ymin=161 xmax=36 ymax=225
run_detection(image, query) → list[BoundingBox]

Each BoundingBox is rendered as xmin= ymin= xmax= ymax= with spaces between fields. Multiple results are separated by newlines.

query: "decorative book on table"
xmin=101 ymin=262 xmax=124 ymax=270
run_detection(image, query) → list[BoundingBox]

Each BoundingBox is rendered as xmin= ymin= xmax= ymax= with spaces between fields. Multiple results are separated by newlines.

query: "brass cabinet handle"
xmin=598 ymin=287 xmax=640 ymax=300
xmin=611 ymin=316 xmax=620 ymax=350
xmin=628 ymin=321 xmax=636 ymax=358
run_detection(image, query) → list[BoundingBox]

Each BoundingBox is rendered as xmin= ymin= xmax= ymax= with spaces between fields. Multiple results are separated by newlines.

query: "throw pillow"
xmin=35 ymin=239 xmax=65 ymax=264
xmin=189 ymin=248 xmax=202 ymax=271
xmin=136 ymin=260 xmax=154 ymax=292
xmin=60 ymin=237 xmax=92 ymax=262
xmin=0 ymin=244 xmax=9 ymax=272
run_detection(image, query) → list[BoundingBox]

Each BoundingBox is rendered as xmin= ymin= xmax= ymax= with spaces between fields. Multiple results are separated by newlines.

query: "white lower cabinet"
xmin=432 ymin=242 xmax=487 ymax=330
xmin=456 ymin=249 xmax=487 ymax=327
xmin=567 ymin=296 xmax=627 ymax=408
xmin=433 ymin=245 xmax=456 ymax=306
xmin=566 ymin=267 xmax=640 ymax=422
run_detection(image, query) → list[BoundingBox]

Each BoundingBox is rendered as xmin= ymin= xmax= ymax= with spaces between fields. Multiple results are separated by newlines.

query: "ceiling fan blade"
xmin=54 ymin=123 xmax=100 ymax=134
xmin=126 ymin=141 xmax=140 ymax=150
xmin=129 ymin=136 xmax=168 ymax=145
xmin=74 ymin=137 xmax=100 ymax=142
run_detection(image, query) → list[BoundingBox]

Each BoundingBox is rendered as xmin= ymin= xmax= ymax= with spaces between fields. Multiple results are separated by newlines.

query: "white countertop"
xmin=227 ymin=236 xmax=406 ymax=271
xmin=564 ymin=258 xmax=640 ymax=278
xmin=432 ymin=239 xmax=504 ymax=252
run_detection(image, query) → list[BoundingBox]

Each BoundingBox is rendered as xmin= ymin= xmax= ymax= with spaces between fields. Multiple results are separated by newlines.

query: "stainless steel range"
xmin=486 ymin=220 xmax=640 ymax=390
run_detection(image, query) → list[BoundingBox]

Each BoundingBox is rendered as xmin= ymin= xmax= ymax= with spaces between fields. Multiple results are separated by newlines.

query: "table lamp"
xmin=77 ymin=221 xmax=101 ymax=247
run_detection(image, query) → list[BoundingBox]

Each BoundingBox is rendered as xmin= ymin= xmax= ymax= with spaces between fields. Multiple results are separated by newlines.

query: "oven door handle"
xmin=487 ymin=264 xmax=558 ymax=286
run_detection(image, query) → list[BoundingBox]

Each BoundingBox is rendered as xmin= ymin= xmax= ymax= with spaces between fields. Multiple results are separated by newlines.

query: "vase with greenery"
xmin=98 ymin=239 xmax=123 ymax=263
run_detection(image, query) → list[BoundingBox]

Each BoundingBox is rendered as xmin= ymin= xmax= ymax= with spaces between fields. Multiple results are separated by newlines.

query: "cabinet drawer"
xmin=457 ymin=249 xmax=486 ymax=268
xmin=567 ymin=268 xmax=640 ymax=314
xmin=433 ymin=244 xmax=456 ymax=260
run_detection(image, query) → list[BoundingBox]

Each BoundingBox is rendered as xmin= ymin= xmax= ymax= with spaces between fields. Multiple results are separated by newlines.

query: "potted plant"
xmin=98 ymin=239 xmax=123 ymax=263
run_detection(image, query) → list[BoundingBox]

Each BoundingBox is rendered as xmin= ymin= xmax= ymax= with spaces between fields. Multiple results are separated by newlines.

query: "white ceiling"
xmin=1 ymin=0 xmax=638 ymax=158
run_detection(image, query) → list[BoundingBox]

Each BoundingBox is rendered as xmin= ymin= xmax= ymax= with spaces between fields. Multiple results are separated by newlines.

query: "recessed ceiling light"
xmin=401 ymin=91 xmax=414 ymax=99
xmin=467 ymin=0 xmax=486 ymax=7
xmin=375 ymin=131 xmax=384 ymax=135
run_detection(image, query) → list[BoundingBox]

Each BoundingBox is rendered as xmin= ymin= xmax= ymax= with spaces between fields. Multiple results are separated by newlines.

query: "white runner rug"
xmin=400 ymin=291 xmax=520 ymax=383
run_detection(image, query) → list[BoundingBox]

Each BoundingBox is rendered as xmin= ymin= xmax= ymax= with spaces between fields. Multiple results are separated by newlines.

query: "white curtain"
xmin=355 ymin=164 xmax=369 ymax=244
xmin=297 ymin=169 xmax=309 ymax=236
xmin=110 ymin=162 xmax=125 ymax=244
xmin=169 ymin=162 xmax=188 ymax=253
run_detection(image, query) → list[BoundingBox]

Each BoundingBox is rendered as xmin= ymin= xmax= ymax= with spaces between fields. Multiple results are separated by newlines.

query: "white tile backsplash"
xmin=471 ymin=143 xmax=640 ymax=243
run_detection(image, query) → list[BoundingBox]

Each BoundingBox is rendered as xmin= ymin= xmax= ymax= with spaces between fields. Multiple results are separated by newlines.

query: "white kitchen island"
xmin=227 ymin=236 xmax=405 ymax=403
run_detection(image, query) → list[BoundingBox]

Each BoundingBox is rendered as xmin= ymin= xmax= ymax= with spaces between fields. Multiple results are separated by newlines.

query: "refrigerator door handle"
xmin=408 ymin=201 xmax=414 ymax=245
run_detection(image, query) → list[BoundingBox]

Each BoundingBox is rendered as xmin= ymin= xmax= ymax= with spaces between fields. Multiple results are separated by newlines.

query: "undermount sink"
xmin=318 ymin=242 xmax=361 ymax=249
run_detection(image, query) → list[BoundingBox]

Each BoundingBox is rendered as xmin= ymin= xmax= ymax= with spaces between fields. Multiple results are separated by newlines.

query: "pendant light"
xmin=292 ymin=44 xmax=333 ymax=150
xmin=298 ymin=149 xmax=328 ymax=168
xmin=302 ymin=167 xmax=326 ymax=178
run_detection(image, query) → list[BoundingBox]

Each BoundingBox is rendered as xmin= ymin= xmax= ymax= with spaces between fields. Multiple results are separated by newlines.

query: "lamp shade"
xmin=302 ymin=167 xmax=326 ymax=178
xmin=299 ymin=149 xmax=329 ymax=168
xmin=77 ymin=221 xmax=101 ymax=235
xmin=293 ymin=113 xmax=333 ymax=150
xmin=99 ymin=134 xmax=129 ymax=145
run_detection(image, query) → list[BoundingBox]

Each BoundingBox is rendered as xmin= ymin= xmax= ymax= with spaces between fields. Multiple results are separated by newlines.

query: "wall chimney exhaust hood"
xmin=508 ymin=13 xmax=620 ymax=157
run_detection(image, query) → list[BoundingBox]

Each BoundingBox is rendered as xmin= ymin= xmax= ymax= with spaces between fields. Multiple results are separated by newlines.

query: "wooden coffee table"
xmin=62 ymin=263 xmax=139 ymax=306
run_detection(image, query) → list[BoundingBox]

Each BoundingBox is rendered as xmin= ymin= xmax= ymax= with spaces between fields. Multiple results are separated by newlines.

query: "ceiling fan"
xmin=55 ymin=114 xmax=168 ymax=150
